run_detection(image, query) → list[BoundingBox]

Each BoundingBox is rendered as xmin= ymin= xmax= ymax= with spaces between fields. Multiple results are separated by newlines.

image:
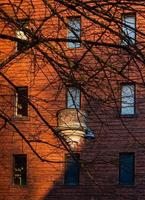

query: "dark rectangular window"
xmin=121 ymin=84 xmax=135 ymax=115
xmin=121 ymin=14 xmax=136 ymax=45
xmin=119 ymin=153 xmax=135 ymax=185
xmin=67 ymin=17 xmax=81 ymax=48
xmin=67 ymin=87 xmax=80 ymax=109
xmin=64 ymin=154 xmax=80 ymax=185
xmin=16 ymin=20 xmax=28 ymax=51
xmin=16 ymin=86 xmax=28 ymax=117
xmin=13 ymin=155 xmax=27 ymax=186
xmin=16 ymin=30 xmax=27 ymax=51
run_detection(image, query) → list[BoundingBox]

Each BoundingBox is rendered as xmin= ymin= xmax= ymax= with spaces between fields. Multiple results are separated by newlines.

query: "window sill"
xmin=12 ymin=184 xmax=27 ymax=188
xmin=120 ymin=42 xmax=136 ymax=47
xmin=119 ymin=113 xmax=137 ymax=118
xmin=67 ymin=44 xmax=81 ymax=49
xmin=63 ymin=184 xmax=80 ymax=187
xmin=117 ymin=183 xmax=135 ymax=187
xmin=119 ymin=43 xmax=136 ymax=54
xmin=12 ymin=115 xmax=29 ymax=121
xmin=67 ymin=48 xmax=81 ymax=51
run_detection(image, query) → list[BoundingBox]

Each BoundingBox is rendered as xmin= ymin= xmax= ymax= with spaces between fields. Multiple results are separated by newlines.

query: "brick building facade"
xmin=1 ymin=1 xmax=145 ymax=200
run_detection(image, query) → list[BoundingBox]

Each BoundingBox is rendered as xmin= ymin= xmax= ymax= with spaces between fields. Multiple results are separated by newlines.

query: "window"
xmin=67 ymin=87 xmax=80 ymax=109
xmin=16 ymin=30 xmax=27 ymax=51
xmin=16 ymin=20 xmax=28 ymax=50
xmin=64 ymin=154 xmax=80 ymax=185
xmin=121 ymin=84 xmax=135 ymax=115
xmin=121 ymin=14 xmax=136 ymax=45
xmin=67 ymin=17 xmax=81 ymax=48
xmin=13 ymin=155 xmax=27 ymax=186
xmin=15 ymin=86 xmax=28 ymax=117
xmin=119 ymin=153 xmax=135 ymax=185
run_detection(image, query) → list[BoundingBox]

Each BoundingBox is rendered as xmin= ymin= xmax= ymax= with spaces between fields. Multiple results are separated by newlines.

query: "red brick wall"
xmin=1 ymin=1 xmax=145 ymax=200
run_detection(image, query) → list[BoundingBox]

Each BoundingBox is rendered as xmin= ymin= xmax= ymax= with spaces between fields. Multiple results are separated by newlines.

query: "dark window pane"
xmin=119 ymin=153 xmax=134 ymax=185
xmin=16 ymin=30 xmax=28 ymax=51
xmin=13 ymin=155 xmax=27 ymax=186
xmin=64 ymin=154 xmax=80 ymax=185
xmin=16 ymin=20 xmax=28 ymax=51
xmin=16 ymin=87 xmax=28 ymax=117
xmin=17 ymin=41 xmax=24 ymax=51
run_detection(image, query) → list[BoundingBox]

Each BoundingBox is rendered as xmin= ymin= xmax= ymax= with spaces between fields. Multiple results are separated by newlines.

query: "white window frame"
xmin=121 ymin=14 xmax=136 ymax=45
xmin=67 ymin=87 xmax=80 ymax=109
xmin=67 ymin=17 xmax=81 ymax=48
xmin=121 ymin=84 xmax=135 ymax=115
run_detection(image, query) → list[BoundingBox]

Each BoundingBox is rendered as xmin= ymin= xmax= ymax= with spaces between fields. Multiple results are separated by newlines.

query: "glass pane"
xmin=119 ymin=153 xmax=134 ymax=185
xmin=68 ymin=18 xmax=81 ymax=48
xmin=122 ymin=15 xmax=135 ymax=44
xmin=64 ymin=154 xmax=80 ymax=185
xmin=121 ymin=85 xmax=135 ymax=115
xmin=67 ymin=87 xmax=80 ymax=109
xmin=16 ymin=30 xmax=27 ymax=40
xmin=16 ymin=30 xmax=28 ymax=50
xmin=13 ymin=155 xmax=27 ymax=186
xmin=16 ymin=87 xmax=28 ymax=116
